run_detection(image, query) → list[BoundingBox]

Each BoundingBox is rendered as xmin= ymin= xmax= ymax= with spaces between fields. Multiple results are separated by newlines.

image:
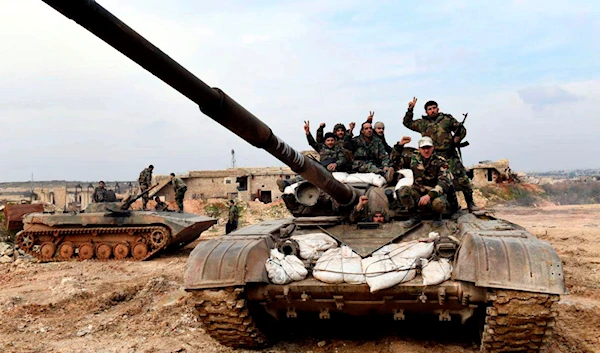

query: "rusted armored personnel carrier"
xmin=16 ymin=186 xmax=216 ymax=261
xmin=39 ymin=1 xmax=566 ymax=351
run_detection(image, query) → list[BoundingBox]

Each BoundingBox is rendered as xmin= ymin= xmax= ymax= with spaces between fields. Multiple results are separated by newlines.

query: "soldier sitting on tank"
xmin=305 ymin=121 xmax=347 ymax=172
xmin=363 ymin=111 xmax=393 ymax=154
xmin=91 ymin=181 xmax=108 ymax=203
xmin=348 ymin=195 xmax=386 ymax=224
xmin=395 ymin=137 xmax=453 ymax=228
xmin=154 ymin=196 xmax=169 ymax=211
xmin=348 ymin=121 xmax=395 ymax=182
xmin=403 ymin=97 xmax=479 ymax=212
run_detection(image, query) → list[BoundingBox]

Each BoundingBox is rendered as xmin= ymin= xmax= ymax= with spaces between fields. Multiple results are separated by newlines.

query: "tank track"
xmin=481 ymin=289 xmax=559 ymax=353
xmin=16 ymin=226 xmax=170 ymax=262
xmin=191 ymin=287 xmax=268 ymax=349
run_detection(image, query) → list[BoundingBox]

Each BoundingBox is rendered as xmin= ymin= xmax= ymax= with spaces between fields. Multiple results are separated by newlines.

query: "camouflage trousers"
xmin=140 ymin=183 xmax=150 ymax=209
xmin=445 ymin=155 xmax=472 ymax=193
xmin=175 ymin=187 xmax=187 ymax=212
xmin=351 ymin=160 xmax=384 ymax=174
xmin=397 ymin=186 xmax=448 ymax=214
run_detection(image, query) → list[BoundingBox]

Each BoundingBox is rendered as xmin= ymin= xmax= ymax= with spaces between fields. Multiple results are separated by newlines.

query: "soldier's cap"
xmin=324 ymin=132 xmax=335 ymax=140
xmin=418 ymin=137 xmax=434 ymax=148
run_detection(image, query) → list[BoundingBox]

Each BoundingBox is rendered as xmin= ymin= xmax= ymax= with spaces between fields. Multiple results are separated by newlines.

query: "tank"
xmin=37 ymin=1 xmax=567 ymax=351
xmin=16 ymin=185 xmax=217 ymax=261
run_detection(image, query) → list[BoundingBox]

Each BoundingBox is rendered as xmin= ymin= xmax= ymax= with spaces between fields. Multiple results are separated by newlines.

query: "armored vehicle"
xmin=16 ymin=186 xmax=217 ymax=261
xmin=38 ymin=1 xmax=566 ymax=351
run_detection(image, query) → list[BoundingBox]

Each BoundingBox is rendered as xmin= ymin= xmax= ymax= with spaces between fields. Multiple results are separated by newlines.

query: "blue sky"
xmin=0 ymin=0 xmax=599 ymax=181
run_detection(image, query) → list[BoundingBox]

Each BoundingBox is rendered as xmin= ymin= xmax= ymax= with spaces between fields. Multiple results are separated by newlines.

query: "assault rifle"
xmin=452 ymin=113 xmax=470 ymax=162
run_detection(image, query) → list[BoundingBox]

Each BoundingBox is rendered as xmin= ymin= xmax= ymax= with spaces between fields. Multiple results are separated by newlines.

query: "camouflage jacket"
xmin=138 ymin=167 xmax=152 ymax=186
xmin=171 ymin=177 xmax=187 ymax=192
xmin=306 ymin=133 xmax=347 ymax=168
xmin=316 ymin=125 xmax=353 ymax=150
xmin=396 ymin=146 xmax=453 ymax=198
xmin=348 ymin=134 xmax=390 ymax=167
xmin=155 ymin=201 xmax=168 ymax=211
xmin=228 ymin=205 xmax=239 ymax=222
xmin=92 ymin=187 xmax=108 ymax=203
xmin=375 ymin=134 xmax=393 ymax=154
xmin=390 ymin=143 xmax=417 ymax=170
xmin=403 ymin=109 xmax=466 ymax=156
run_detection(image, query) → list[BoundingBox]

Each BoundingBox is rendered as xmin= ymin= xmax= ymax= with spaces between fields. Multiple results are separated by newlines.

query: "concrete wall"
xmin=471 ymin=168 xmax=501 ymax=188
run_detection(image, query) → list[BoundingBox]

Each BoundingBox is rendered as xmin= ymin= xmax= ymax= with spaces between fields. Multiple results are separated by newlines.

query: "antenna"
xmin=231 ymin=149 xmax=236 ymax=168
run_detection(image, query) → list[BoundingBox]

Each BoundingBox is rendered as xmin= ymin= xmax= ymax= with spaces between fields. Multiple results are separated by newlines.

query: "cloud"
xmin=518 ymin=86 xmax=583 ymax=107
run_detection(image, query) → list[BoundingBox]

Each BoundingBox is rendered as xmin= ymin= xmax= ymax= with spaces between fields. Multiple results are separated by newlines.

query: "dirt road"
xmin=1 ymin=205 xmax=598 ymax=353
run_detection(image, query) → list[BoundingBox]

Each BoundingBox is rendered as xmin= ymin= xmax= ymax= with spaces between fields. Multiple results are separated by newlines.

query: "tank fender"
xmin=184 ymin=237 xmax=271 ymax=290
xmin=453 ymin=233 xmax=566 ymax=295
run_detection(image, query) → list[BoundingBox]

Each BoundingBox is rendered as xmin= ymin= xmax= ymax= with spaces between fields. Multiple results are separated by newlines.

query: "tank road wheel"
xmin=113 ymin=242 xmax=130 ymax=260
xmin=132 ymin=243 xmax=149 ymax=260
xmin=58 ymin=242 xmax=75 ymax=259
xmin=149 ymin=229 xmax=167 ymax=248
xmin=78 ymin=243 xmax=94 ymax=260
xmin=96 ymin=243 xmax=112 ymax=260
xmin=40 ymin=242 xmax=56 ymax=260
xmin=192 ymin=287 xmax=268 ymax=349
xmin=480 ymin=290 xmax=559 ymax=352
xmin=18 ymin=233 xmax=35 ymax=250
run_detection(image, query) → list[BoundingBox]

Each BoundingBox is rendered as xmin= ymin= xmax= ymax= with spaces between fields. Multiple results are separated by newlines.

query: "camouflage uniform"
xmin=306 ymin=132 xmax=347 ymax=171
xmin=171 ymin=177 xmax=187 ymax=212
xmin=226 ymin=203 xmax=240 ymax=234
xmin=317 ymin=123 xmax=354 ymax=167
xmin=348 ymin=134 xmax=390 ymax=174
xmin=395 ymin=146 xmax=452 ymax=214
xmin=155 ymin=200 xmax=168 ymax=211
xmin=403 ymin=109 xmax=476 ymax=204
xmin=375 ymin=134 xmax=393 ymax=154
xmin=138 ymin=167 xmax=153 ymax=210
xmin=91 ymin=187 xmax=108 ymax=203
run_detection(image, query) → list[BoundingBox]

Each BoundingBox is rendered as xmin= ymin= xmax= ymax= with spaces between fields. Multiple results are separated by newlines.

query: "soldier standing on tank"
xmin=226 ymin=200 xmax=240 ymax=234
xmin=349 ymin=121 xmax=395 ymax=182
xmin=305 ymin=121 xmax=347 ymax=172
xmin=169 ymin=173 xmax=187 ymax=213
xmin=403 ymin=97 xmax=479 ymax=212
xmin=396 ymin=137 xmax=453 ymax=228
xmin=91 ymin=181 xmax=108 ymax=203
xmin=138 ymin=165 xmax=154 ymax=210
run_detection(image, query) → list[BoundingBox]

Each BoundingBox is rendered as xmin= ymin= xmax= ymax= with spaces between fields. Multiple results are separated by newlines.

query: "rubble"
xmin=0 ymin=242 xmax=36 ymax=263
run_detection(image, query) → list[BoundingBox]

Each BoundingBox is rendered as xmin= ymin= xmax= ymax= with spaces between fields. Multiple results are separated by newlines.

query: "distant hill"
xmin=528 ymin=169 xmax=600 ymax=178
xmin=0 ymin=181 xmax=135 ymax=189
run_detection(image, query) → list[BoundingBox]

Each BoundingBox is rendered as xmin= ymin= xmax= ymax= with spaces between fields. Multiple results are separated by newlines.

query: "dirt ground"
xmin=1 ymin=204 xmax=599 ymax=353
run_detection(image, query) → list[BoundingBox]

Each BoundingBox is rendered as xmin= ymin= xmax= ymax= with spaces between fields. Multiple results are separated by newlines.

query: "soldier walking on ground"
xmin=138 ymin=165 xmax=154 ymax=210
xmin=403 ymin=97 xmax=480 ymax=212
xmin=91 ymin=181 xmax=108 ymax=203
xmin=169 ymin=173 xmax=187 ymax=213
xmin=226 ymin=200 xmax=240 ymax=234
xmin=395 ymin=137 xmax=453 ymax=227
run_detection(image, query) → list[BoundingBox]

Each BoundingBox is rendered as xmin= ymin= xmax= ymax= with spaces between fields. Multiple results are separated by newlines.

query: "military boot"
xmin=464 ymin=190 xmax=481 ymax=212
xmin=404 ymin=213 xmax=421 ymax=228
xmin=432 ymin=212 xmax=443 ymax=228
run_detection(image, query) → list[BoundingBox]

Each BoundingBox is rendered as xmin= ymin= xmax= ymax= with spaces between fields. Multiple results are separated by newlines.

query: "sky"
xmin=1 ymin=0 xmax=599 ymax=182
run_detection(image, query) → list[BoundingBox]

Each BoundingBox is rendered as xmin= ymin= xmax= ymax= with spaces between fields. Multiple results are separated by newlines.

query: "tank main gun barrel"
xmin=40 ymin=0 xmax=357 ymax=206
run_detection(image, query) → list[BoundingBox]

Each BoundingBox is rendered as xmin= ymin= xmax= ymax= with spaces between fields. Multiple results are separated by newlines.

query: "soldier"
xmin=365 ymin=111 xmax=393 ymax=154
xmin=169 ymin=173 xmax=187 ymax=213
xmin=348 ymin=195 xmax=386 ymax=224
xmin=403 ymin=97 xmax=480 ymax=212
xmin=226 ymin=200 xmax=240 ymax=234
xmin=91 ymin=181 xmax=108 ymax=203
xmin=348 ymin=121 xmax=395 ymax=182
xmin=154 ymin=196 xmax=169 ymax=211
xmin=396 ymin=137 xmax=453 ymax=228
xmin=305 ymin=121 xmax=347 ymax=172
xmin=138 ymin=165 xmax=154 ymax=210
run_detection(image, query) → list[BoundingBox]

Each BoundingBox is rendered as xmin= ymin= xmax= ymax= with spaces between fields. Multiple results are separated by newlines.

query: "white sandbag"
xmin=332 ymin=172 xmax=349 ymax=183
xmin=422 ymin=258 xmax=453 ymax=286
xmin=373 ymin=240 xmax=434 ymax=260
xmin=345 ymin=173 xmax=374 ymax=184
xmin=265 ymin=249 xmax=308 ymax=285
xmin=283 ymin=182 xmax=300 ymax=195
xmin=393 ymin=169 xmax=414 ymax=198
xmin=362 ymin=255 xmax=417 ymax=292
xmin=313 ymin=246 xmax=366 ymax=284
xmin=291 ymin=233 xmax=338 ymax=262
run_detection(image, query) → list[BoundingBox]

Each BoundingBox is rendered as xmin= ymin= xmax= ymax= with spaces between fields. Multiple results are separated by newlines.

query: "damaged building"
xmin=467 ymin=159 xmax=518 ymax=188
xmin=152 ymin=167 xmax=296 ymax=204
